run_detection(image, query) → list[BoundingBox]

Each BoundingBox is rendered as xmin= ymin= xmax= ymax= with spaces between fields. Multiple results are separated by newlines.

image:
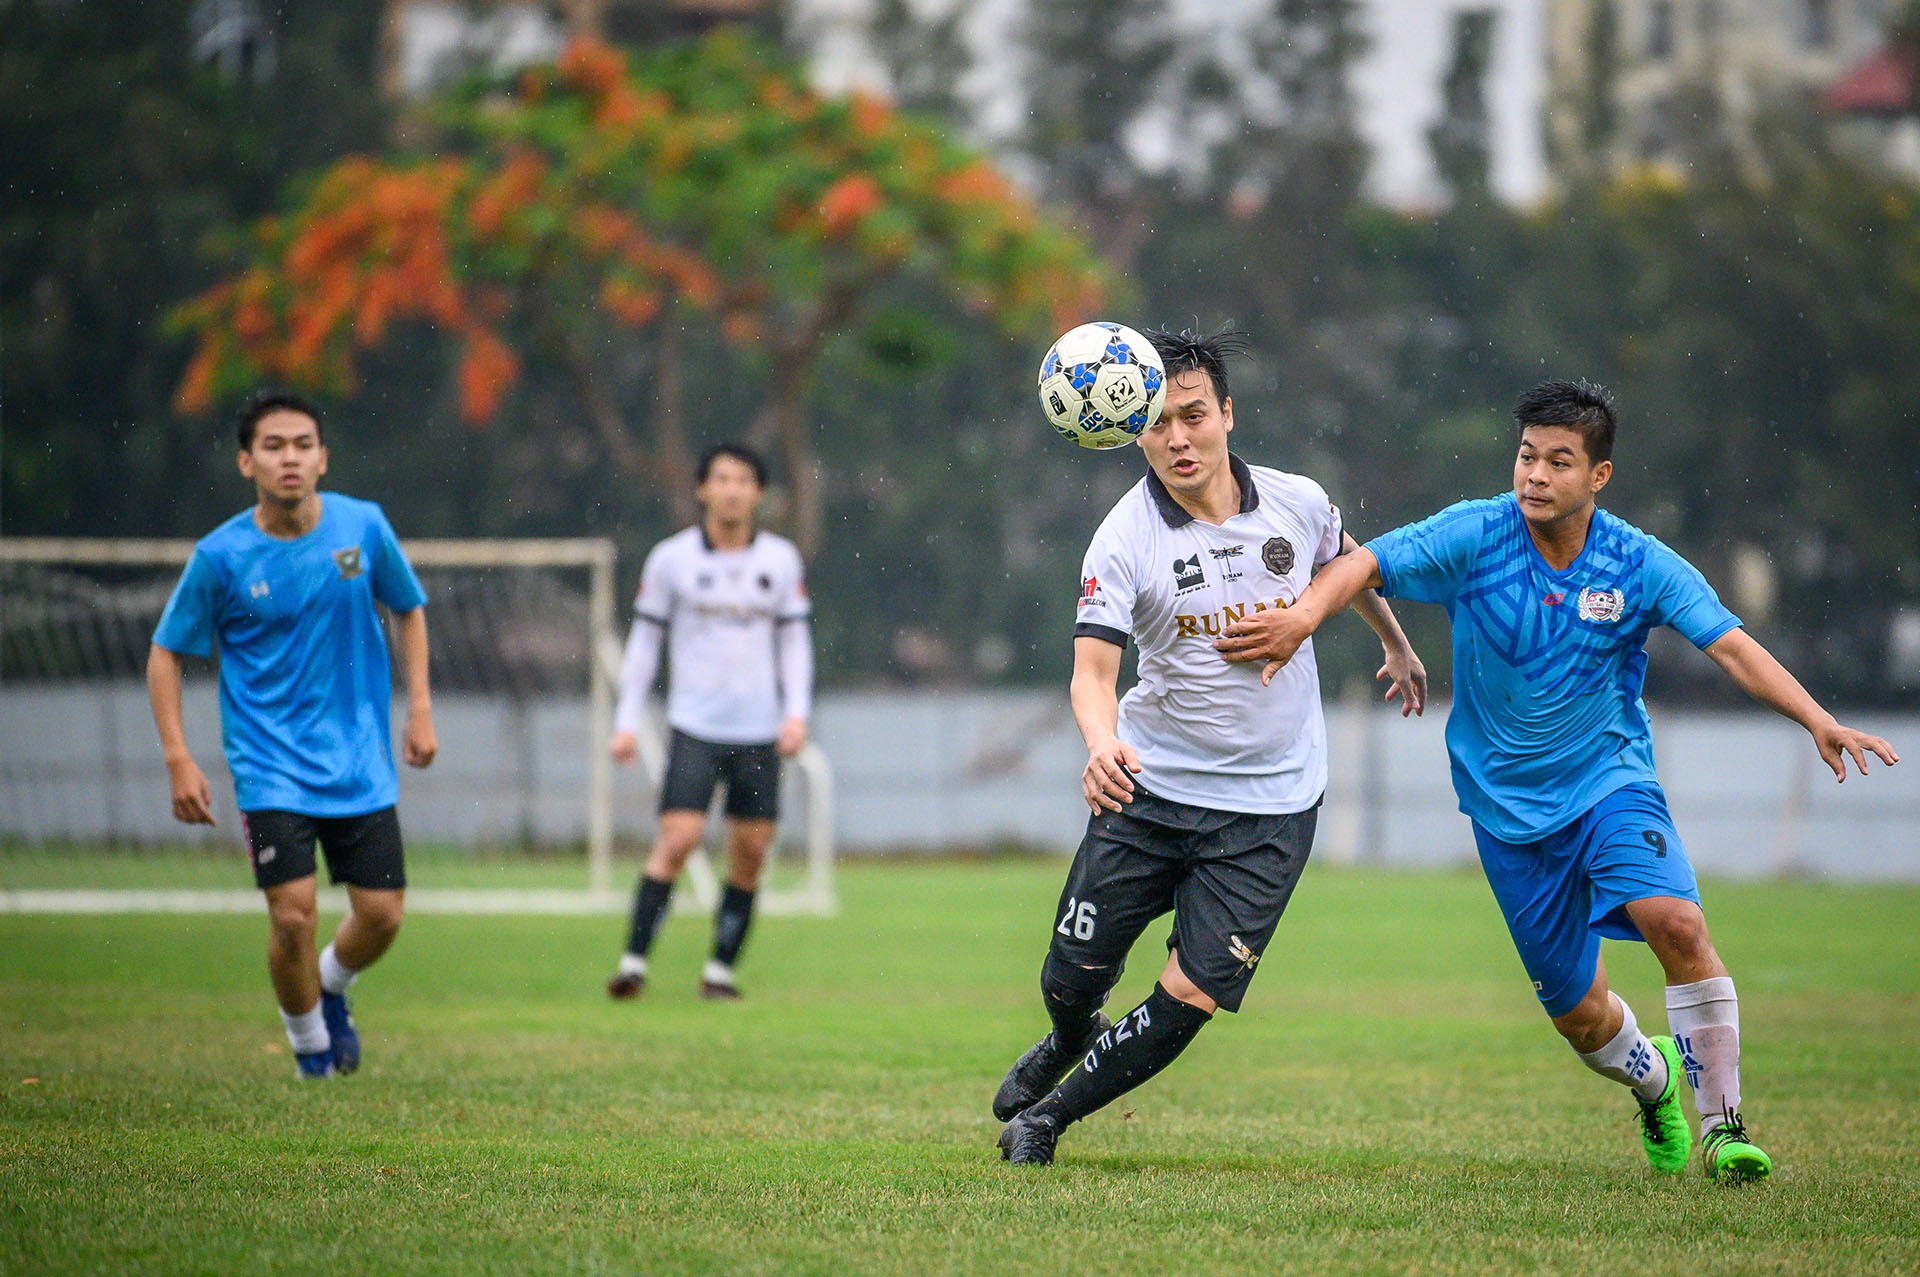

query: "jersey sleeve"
xmin=777 ymin=543 xmax=811 ymax=623
xmin=1644 ymin=541 xmax=1742 ymax=650
xmin=1071 ymin=522 xmax=1135 ymax=648
xmin=633 ymin=542 xmax=674 ymax=624
xmin=367 ymin=506 xmax=428 ymax=612
xmin=152 ymin=549 xmax=222 ymax=658
xmin=1313 ymin=489 xmax=1345 ymax=567
xmin=1365 ymin=499 xmax=1488 ymax=606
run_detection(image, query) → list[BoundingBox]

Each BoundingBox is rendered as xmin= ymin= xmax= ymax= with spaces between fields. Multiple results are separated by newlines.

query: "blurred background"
xmin=2 ymin=0 xmax=1915 ymax=878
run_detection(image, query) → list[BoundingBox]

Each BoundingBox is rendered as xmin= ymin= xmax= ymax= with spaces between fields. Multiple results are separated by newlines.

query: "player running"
xmin=605 ymin=443 xmax=812 ymax=1001
xmin=993 ymin=328 xmax=1427 ymax=1166
xmin=1217 ymin=378 xmax=1900 ymax=1182
xmin=147 ymin=390 xmax=436 ymax=1079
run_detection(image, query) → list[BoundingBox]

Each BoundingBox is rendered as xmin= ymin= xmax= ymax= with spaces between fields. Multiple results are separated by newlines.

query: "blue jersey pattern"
xmin=1367 ymin=494 xmax=1739 ymax=841
xmin=153 ymin=494 xmax=428 ymax=816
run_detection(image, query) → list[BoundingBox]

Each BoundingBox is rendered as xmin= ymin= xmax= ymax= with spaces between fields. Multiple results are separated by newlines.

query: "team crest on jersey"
xmin=1262 ymin=536 xmax=1295 ymax=576
xmin=1228 ymin=934 xmax=1261 ymax=972
xmin=1172 ymin=555 xmax=1205 ymax=592
xmin=1576 ymin=586 xmax=1626 ymax=623
xmin=331 ymin=547 xmax=363 ymax=579
xmin=249 ymin=579 xmax=270 ymax=599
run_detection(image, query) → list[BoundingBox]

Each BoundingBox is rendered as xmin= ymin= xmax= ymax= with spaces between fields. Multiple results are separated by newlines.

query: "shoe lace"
xmin=1633 ymin=1092 xmax=1671 ymax=1143
xmin=1705 ymin=1105 xmax=1749 ymax=1151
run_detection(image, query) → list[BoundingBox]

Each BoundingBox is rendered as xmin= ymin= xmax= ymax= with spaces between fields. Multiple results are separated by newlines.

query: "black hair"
xmin=1514 ymin=379 xmax=1615 ymax=464
xmin=237 ymin=389 xmax=323 ymax=450
xmin=696 ymin=441 xmax=767 ymax=486
xmin=1143 ymin=326 xmax=1251 ymax=408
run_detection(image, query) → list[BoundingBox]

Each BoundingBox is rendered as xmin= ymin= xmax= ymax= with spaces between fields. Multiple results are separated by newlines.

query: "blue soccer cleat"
xmin=296 ymin=1050 xmax=334 ymax=1079
xmin=320 ymin=991 xmax=360 ymax=1075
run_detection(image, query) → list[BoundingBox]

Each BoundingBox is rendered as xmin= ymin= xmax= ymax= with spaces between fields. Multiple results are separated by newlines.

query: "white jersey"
xmin=1073 ymin=456 xmax=1344 ymax=815
xmin=617 ymin=526 xmax=812 ymax=745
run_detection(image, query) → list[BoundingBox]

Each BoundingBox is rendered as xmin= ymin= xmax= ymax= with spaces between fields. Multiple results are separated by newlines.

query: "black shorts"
xmin=241 ymin=807 xmax=407 ymax=891
xmin=1048 ymin=786 xmax=1317 ymax=1013
xmin=658 ymin=730 xmax=780 ymax=821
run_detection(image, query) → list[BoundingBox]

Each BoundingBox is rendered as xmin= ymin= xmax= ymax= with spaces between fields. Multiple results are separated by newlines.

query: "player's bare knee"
xmin=355 ymin=896 xmax=404 ymax=941
xmin=1638 ymin=904 xmax=1713 ymax=968
xmin=1160 ymin=953 xmax=1218 ymax=1014
xmin=266 ymin=897 xmax=317 ymax=944
xmin=1550 ymin=987 xmax=1615 ymax=1052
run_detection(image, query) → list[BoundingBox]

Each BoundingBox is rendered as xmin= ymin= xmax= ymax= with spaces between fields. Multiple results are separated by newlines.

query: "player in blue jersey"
xmin=147 ymin=390 xmax=437 ymax=1080
xmin=1213 ymin=379 xmax=1899 ymax=1183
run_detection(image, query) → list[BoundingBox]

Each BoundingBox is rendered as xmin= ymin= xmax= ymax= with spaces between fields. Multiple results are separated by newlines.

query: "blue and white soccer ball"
xmin=1037 ymin=321 xmax=1167 ymax=450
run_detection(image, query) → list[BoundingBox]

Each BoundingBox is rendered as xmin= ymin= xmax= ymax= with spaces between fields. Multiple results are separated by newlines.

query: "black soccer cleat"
xmin=699 ymin=979 xmax=742 ymax=1001
xmin=992 ymin=1014 xmax=1108 ymax=1121
xmin=997 ymin=1110 xmax=1062 ymax=1167
xmin=606 ymin=971 xmax=646 ymax=1000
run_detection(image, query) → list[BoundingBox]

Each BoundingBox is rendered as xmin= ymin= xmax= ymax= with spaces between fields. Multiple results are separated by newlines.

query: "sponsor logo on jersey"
xmin=757 ymin=573 xmax=773 ymax=591
xmin=332 ymin=547 xmax=363 ymax=579
xmin=249 ymin=579 xmax=271 ymax=599
xmin=1577 ymin=586 xmax=1626 ymax=623
xmin=1079 ymin=575 xmax=1099 ymax=607
xmin=1173 ymin=596 xmax=1291 ymax=638
xmin=1542 ymin=592 xmax=1564 ymax=606
xmin=1172 ymin=554 xmax=1205 ymax=592
xmin=1262 ymin=536 xmax=1295 ymax=576
xmin=1228 ymin=934 xmax=1261 ymax=972
xmin=1209 ymin=544 xmax=1246 ymax=581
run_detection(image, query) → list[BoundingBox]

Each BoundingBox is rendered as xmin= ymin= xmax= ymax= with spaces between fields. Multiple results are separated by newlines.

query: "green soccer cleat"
xmin=1702 ymin=1109 xmax=1772 ymax=1184
xmin=1635 ymin=1035 xmax=1692 ymax=1174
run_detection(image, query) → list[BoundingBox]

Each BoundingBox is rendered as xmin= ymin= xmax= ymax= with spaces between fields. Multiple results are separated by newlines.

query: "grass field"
xmin=3 ymin=856 xmax=1918 ymax=1275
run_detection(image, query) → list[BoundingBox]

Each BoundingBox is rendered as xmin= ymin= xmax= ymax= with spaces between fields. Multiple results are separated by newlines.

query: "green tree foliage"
xmin=0 ymin=0 xmax=385 ymax=534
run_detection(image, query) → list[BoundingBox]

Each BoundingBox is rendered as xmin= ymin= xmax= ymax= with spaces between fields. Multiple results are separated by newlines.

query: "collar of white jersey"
xmin=697 ymin=524 xmax=760 ymax=552
xmin=1144 ymin=454 xmax=1259 ymax=528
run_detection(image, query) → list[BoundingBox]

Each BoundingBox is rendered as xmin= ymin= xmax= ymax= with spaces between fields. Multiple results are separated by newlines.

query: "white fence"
xmin=2 ymin=684 xmax=1913 ymax=882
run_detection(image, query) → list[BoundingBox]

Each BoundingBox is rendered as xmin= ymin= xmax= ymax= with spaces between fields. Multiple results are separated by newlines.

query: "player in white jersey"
xmin=605 ymin=444 xmax=813 ymax=1000
xmin=995 ymin=329 xmax=1429 ymax=1166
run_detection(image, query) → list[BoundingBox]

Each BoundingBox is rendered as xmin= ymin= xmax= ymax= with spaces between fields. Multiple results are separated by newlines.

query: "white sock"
xmin=280 ymin=1002 xmax=330 ymax=1056
xmin=319 ymin=942 xmax=359 ymax=996
xmin=1667 ymin=976 xmax=1741 ymax=1135
xmin=617 ymin=953 xmax=649 ymax=979
xmin=1574 ymin=993 xmax=1669 ymax=1102
xmin=702 ymin=959 xmax=735 ymax=988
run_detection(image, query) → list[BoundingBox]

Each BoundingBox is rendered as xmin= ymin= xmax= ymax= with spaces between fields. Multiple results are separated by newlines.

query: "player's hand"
xmin=1378 ymin=642 xmax=1428 ymax=718
xmin=1082 ymin=736 xmax=1141 ymax=814
xmin=166 ymin=757 xmax=216 ymax=826
xmin=1213 ymin=603 xmax=1319 ymax=686
xmin=1812 ymin=720 xmax=1898 ymax=783
xmin=403 ymin=706 xmax=438 ymax=768
xmin=775 ymin=716 xmax=809 ymax=757
xmin=608 ymin=731 xmax=639 ymax=765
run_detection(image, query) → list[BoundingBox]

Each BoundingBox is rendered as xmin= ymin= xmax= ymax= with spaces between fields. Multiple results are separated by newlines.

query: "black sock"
xmin=711 ymin=883 xmax=756 ymax=968
xmin=625 ymin=875 xmax=674 ymax=957
xmin=1030 ymin=984 xmax=1211 ymax=1126
xmin=1042 ymin=952 xmax=1114 ymax=1054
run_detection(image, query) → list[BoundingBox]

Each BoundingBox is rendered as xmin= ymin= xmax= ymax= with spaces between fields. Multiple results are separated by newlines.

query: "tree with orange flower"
xmin=172 ymin=30 xmax=1109 ymax=552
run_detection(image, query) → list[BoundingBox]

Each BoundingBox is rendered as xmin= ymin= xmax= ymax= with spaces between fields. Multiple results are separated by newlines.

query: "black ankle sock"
xmin=711 ymin=883 xmax=756 ymax=967
xmin=625 ymin=875 xmax=674 ymax=957
xmin=1031 ymin=984 xmax=1211 ymax=1126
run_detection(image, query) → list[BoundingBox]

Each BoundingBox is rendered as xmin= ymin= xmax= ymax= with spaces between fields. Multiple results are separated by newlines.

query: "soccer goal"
xmin=0 ymin=537 xmax=835 ymax=916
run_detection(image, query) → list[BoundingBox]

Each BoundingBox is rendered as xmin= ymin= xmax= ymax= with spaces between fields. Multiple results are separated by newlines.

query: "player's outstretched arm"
xmin=1332 ymin=534 xmax=1425 ymax=715
xmin=1070 ymin=635 xmax=1139 ymax=814
xmin=1705 ymin=627 xmax=1899 ymax=783
xmin=394 ymin=606 xmax=437 ymax=768
xmin=146 ymin=643 xmax=215 ymax=825
xmin=1214 ymin=547 xmax=1386 ymax=686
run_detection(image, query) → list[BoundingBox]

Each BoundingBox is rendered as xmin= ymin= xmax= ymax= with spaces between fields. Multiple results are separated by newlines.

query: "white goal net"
xmin=0 ymin=537 xmax=835 ymax=916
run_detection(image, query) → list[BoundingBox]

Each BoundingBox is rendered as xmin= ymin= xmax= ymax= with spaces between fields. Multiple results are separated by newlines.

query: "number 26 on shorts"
xmin=1057 ymin=897 xmax=1097 ymax=941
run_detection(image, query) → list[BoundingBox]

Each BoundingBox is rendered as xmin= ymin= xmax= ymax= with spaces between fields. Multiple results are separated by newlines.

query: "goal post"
xmin=0 ymin=535 xmax=835 ymax=916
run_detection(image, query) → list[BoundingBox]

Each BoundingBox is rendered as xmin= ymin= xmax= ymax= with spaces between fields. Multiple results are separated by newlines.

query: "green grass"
xmin=3 ymin=859 xmax=1917 ymax=1275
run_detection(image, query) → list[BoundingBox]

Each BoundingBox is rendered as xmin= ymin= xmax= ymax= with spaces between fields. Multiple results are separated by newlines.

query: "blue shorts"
xmin=1471 ymin=782 xmax=1700 ymax=1017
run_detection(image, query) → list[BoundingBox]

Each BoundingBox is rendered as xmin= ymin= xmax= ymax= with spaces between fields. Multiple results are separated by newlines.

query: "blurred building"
xmin=1546 ymin=0 xmax=1891 ymax=179
xmin=381 ymin=0 xmax=776 ymax=97
xmin=1824 ymin=26 xmax=1920 ymax=178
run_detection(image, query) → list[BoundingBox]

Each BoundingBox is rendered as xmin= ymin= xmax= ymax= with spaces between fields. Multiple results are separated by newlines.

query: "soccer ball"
xmin=1037 ymin=322 xmax=1166 ymax=450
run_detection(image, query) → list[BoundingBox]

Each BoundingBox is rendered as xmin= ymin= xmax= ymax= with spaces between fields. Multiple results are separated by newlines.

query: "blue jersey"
xmin=153 ymin=493 xmax=428 ymax=816
xmin=1366 ymin=494 xmax=1739 ymax=841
